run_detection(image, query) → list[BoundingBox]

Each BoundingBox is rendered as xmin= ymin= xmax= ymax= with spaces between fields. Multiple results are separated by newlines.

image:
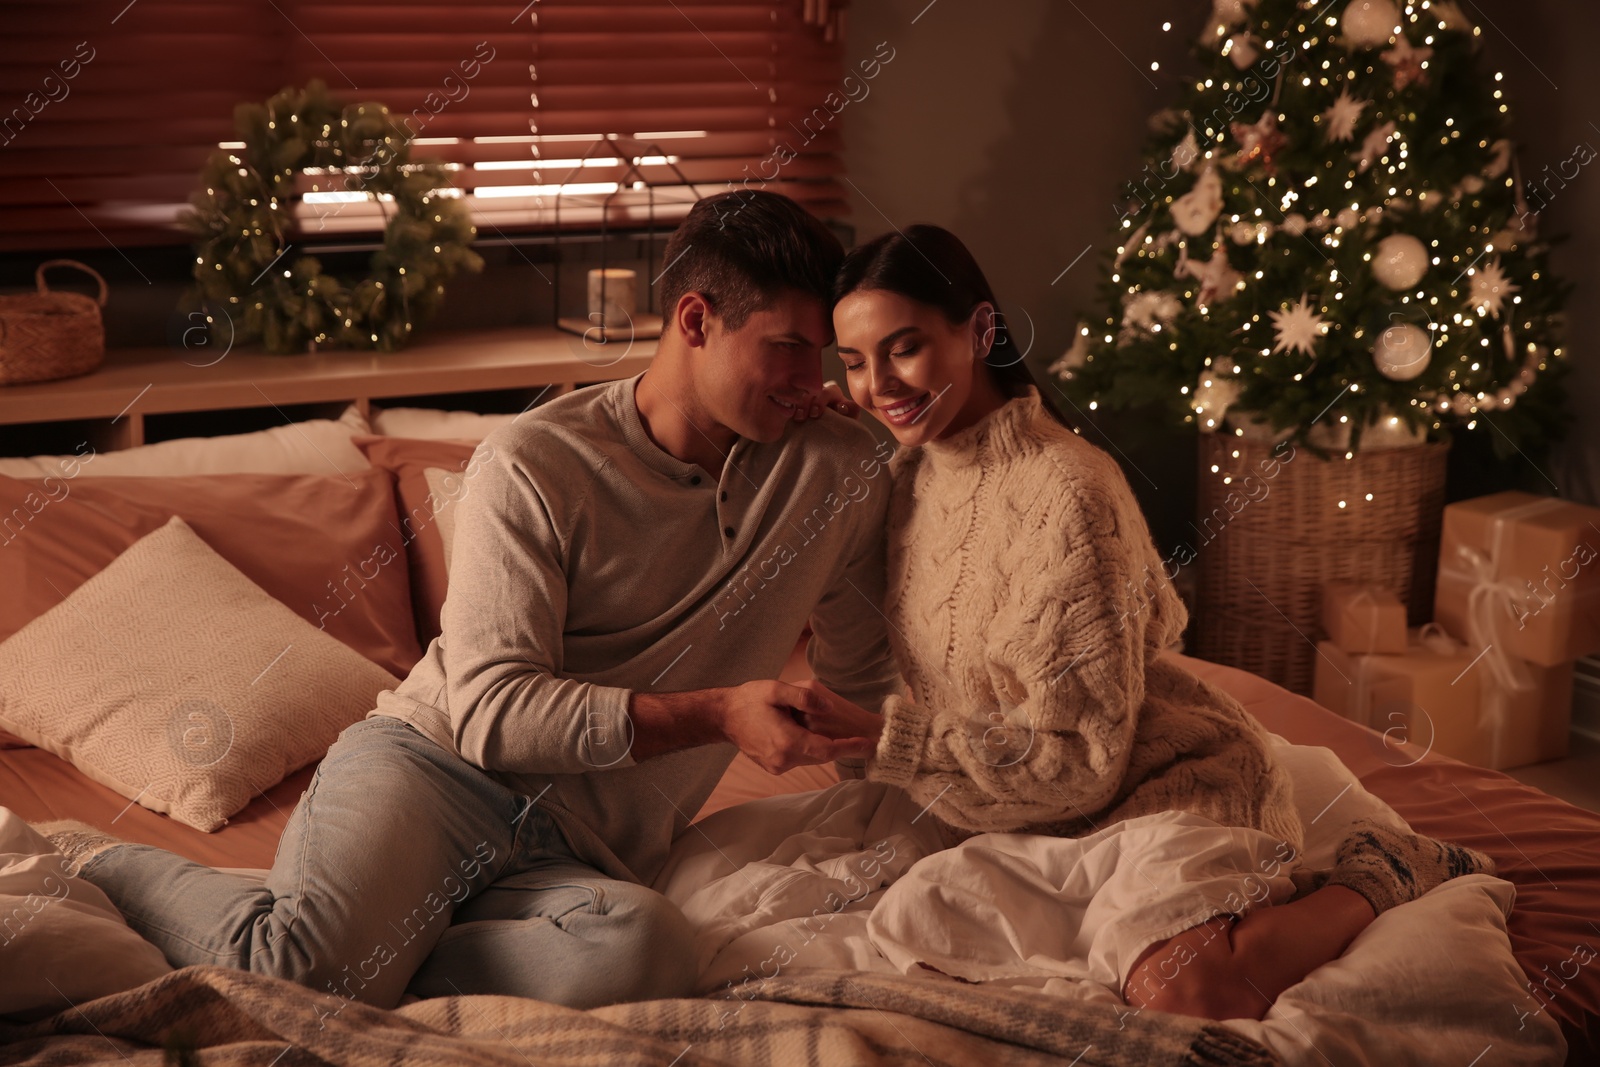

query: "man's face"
xmin=697 ymin=290 xmax=832 ymax=443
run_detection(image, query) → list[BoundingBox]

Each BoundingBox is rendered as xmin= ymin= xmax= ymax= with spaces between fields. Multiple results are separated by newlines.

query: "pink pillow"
xmin=352 ymin=435 xmax=483 ymax=648
xmin=0 ymin=469 xmax=422 ymax=677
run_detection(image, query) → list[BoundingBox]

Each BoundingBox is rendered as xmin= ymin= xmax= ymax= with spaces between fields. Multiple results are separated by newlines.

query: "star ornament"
xmin=1351 ymin=120 xmax=1397 ymax=174
xmin=1176 ymin=244 xmax=1245 ymax=309
xmin=1212 ymin=0 xmax=1257 ymax=24
xmin=1470 ymin=257 xmax=1521 ymax=318
xmin=1230 ymin=112 xmax=1287 ymax=173
xmin=1382 ymin=35 xmax=1434 ymax=90
xmin=1270 ymin=294 xmax=1328 ymax=357
xmin=1122 ymin=289 xmax=1184 ymax=333
xmin=1203 ymin=0 xmax=1259 ymax=41
xmin=1431 ymin=0 xmax=1472 ymax=32
xmin=1171 ymin=129 xmax=1201 ymax=173
xmin=1322 ymin=89 xmax=1368 ymax=143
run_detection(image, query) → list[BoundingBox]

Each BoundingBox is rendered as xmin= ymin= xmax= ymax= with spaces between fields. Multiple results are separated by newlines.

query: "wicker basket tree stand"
xmin=1188 ymin=431 xmax=1451 ymax=696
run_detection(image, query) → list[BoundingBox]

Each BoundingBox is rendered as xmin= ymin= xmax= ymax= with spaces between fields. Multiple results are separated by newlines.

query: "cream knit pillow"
xmin=0 ymin=515 xmax=400 ymax=831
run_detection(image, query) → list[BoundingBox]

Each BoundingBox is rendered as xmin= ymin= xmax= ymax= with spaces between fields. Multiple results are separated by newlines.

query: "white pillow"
xmin=0 ymin=403 xmax=371 ymax=478
xmin=370 ymin=405 xmax=518 ymax=441
xmin=1222 ymin=876 xmax=1567 ymax=1065
xmin=0 ymin=808 xmax=171 ymax=1021
xmin=421 ymin=464 xmax=474 ymax=573
xmin=0 ymin=515 xmax=400 ymax=831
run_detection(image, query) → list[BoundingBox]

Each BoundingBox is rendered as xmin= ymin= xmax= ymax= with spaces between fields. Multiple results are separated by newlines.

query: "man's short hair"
xmin=657 ymin=190 xmax=844 ymax=331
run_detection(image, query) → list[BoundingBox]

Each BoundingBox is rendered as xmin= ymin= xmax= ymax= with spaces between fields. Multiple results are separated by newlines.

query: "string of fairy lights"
xmin=181 ymin=80 xmax=482 ymax=355
xmin=1053 ymin=0 xmax=1570 ymax=463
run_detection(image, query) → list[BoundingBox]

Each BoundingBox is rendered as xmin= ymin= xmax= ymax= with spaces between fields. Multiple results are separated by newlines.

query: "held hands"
xmin=716 ymin=679 xmax=880 ymax=775
xmin=787 ymin=380 xmax=861 ymax=422
xmin=788 ymin=679 xmax=884 ymax=744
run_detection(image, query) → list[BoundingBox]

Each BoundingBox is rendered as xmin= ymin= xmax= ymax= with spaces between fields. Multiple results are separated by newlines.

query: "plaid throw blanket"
xmin=0 ymin=965 xmax=1278 ymax=1066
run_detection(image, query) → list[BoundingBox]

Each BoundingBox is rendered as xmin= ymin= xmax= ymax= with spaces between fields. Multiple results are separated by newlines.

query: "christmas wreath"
xmin=179 ymin=79 xmax=483 ymax=354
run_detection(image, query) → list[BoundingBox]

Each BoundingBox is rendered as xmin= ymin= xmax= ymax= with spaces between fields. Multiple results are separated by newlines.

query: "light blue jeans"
xmin=78 ymin=715 xmax=699 ymax=1011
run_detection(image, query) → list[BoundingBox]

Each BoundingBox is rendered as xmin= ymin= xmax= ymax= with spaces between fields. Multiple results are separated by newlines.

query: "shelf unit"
xmin=0 ymin=326 xmax=655 ymax=455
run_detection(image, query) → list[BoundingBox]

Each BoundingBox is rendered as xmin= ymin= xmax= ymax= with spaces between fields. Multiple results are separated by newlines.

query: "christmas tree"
xmin=1054 ymin=0 xmax=1572 ymax=459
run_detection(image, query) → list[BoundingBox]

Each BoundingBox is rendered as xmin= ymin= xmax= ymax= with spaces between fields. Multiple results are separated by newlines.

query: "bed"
xmin=0 ymin=395 xmax=1593 ymax=1067
xmin=2 ymin=640 xmax=1597 ymax=1065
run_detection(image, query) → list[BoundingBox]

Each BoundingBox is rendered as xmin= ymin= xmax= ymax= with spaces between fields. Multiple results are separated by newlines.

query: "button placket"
xmin=717 ymin=445 xmax=741 ymax=541
xmin=717 ymin=484 xmax=740 ymax=541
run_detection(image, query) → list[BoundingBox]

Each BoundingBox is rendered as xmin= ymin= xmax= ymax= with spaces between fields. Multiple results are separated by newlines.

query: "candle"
xmin=587 ymin=268 xmax=637 ymax=330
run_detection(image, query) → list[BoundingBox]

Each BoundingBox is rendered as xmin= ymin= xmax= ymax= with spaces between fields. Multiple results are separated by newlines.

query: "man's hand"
xmin=790 ymin=380 xmax=861 ymax=422
xmin=716 ymin=680 xmax=876 ymax=775
xmin=788 ymin=679 xmax=884 ymax=746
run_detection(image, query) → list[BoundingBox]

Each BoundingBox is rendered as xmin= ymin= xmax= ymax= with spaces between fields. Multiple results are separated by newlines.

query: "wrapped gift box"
xmin=1311 ymin=625 xmax=1573 ymax=769
xmin=1477 ymin=659 xmax=1574 ymax=770
xmin=1321 ymin=583 xmax=1408 ymax=655
xmin=1312 ymin=640 xmax=1414 ymax=728
xmin=1435 ymin=490 xmax=1600 ymax=667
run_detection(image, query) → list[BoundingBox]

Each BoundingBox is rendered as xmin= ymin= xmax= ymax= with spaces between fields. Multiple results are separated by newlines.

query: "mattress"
xmin=3 ymin=649 xmax=1596 ymax=1058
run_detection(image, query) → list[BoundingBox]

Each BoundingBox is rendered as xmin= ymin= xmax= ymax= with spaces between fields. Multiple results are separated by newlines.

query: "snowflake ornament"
xmin=1470 ymin=258 xmax=1520 ymax=318
xmin=1270 ymin=294 xmax=1328 ymax=357
xmin=1322 ymin=89 xmax=1368 ymax=142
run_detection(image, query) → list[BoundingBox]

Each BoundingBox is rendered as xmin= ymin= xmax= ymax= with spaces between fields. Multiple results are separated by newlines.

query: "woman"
xmin=804 ymin=225 xmax=1495 ymax=1021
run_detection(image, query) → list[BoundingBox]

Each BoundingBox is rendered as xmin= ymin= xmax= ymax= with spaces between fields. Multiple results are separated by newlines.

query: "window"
xmin=0 ymin=0 xmax=848 ymax=252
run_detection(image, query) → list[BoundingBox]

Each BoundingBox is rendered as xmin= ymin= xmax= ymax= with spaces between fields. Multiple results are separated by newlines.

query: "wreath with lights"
xmin=178 ymin=79 xmax=483 ymax=355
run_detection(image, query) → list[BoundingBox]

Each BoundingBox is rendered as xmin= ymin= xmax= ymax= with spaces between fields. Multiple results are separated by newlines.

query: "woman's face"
xmin=833 ymin=289 xmax=998 ymax=448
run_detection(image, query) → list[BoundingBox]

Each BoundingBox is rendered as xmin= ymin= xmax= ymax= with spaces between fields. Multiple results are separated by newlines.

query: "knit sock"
xmin=28 ymin=819 xmax=126 ymax=878
xmin=1326 ymin=820 xmax=1496 ymax=916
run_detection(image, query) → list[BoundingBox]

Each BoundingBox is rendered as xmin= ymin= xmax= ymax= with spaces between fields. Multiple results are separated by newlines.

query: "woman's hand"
xmin=792 ymin=380 xmax=861 ymax=421
xmin=713 ymin=681 xmax=875 ymax=775
xmin=787 ymin=679 xmax=883 ymax=748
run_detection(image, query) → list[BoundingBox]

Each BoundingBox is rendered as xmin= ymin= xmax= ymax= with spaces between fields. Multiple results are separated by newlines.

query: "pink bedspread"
xmin=3 ymin=648 xmax=1596 ymax=1057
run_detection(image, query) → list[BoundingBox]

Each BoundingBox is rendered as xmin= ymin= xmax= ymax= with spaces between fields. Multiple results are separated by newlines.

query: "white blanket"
xmin=0 ymin=810 xmax=172 ymax=1021
xmin=653 ymin=736 xmax=1568 ymax=1066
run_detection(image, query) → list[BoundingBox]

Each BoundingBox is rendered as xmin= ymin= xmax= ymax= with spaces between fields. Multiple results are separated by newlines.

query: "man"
xmin=47 ymin=190 xmax=903 ymax=1012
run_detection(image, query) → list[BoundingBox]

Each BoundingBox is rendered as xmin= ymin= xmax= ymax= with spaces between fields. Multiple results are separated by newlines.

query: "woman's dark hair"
xmin=832 ymin=224 xmax=1072 ymax=429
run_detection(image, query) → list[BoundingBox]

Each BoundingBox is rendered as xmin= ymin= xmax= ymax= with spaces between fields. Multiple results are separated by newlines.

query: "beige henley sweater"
xmin=374 ymin=372 xmax=906 ymax=887
xmin=867 ymin=385 xmax=1304 ymax=854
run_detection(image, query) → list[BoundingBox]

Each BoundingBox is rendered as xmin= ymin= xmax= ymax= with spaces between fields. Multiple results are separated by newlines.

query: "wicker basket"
xmin=0 ymin=260 xmax=109 ymax=386
xmin=1189 ymin=431 xmax=1451 ymax=696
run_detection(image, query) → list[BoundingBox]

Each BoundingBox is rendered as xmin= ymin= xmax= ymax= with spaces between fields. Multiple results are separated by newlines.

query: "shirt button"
xmin=724 ymin=525 xmax=736 ymax=538
xmin=689 ymin=475 xmax=702 ymax=486
xmin=719 ymin=490 xmax=728 ymax=502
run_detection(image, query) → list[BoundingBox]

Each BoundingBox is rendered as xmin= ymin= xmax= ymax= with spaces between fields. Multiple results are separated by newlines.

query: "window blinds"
xmin=0 ymin=0 xmax=847 ymax=252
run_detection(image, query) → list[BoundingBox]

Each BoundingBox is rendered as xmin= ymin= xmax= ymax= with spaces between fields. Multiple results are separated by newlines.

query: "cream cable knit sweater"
xmin=866 ymin=385 xmax=1304 ymax=854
